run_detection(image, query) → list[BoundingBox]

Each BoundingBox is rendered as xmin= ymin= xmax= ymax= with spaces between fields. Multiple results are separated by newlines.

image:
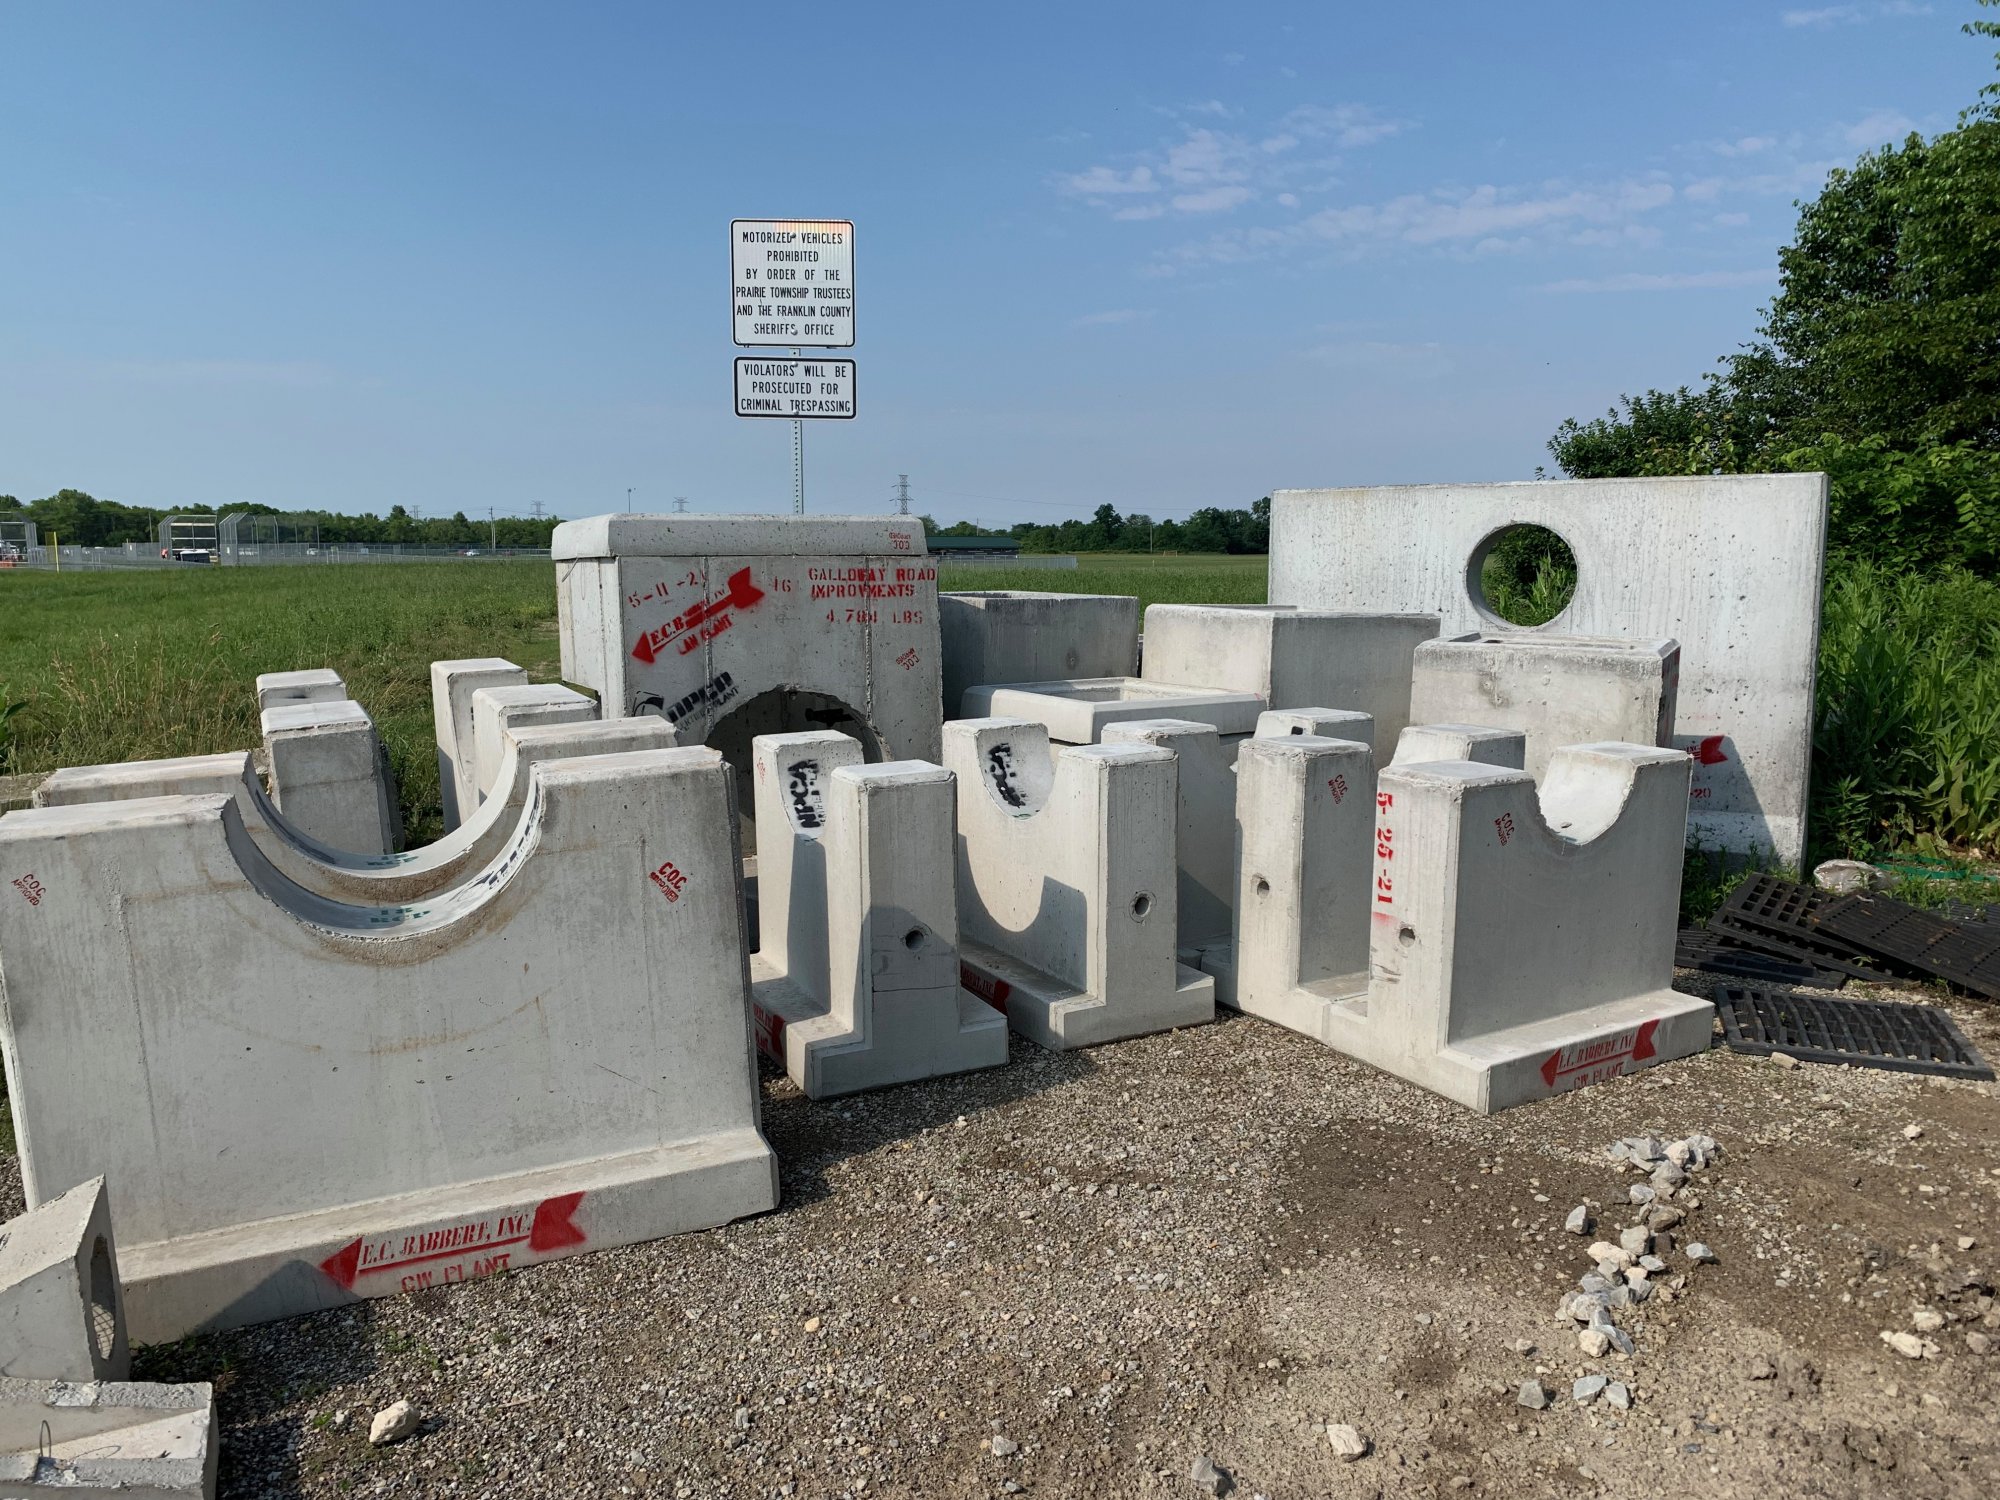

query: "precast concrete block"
xmin=1231 ymin=735 xmax=1713 ymax=1112
xmin=253 ymin=668 xmax=346 ymax=711
xmin=17 ymin=720 xmax=678 ymax=907
xmin=939 ymin=591 xmax=1139 ymax=717
xmin=0 ymin=745 xmax=777 ymax=1339
xmin=1255 ymin=708 xmax=1375 ymax=747
xmin=1410 ymin=633 xmax=1678 ymax=782
xmin=1392 ymin=724 xmax=1527 ymax=769
xmin=1101 ymin=720 xmax=1236 ymax=957
xmin=1139 ymin=605 xmax=1440 ymax=746
xmin=957 ymin=678 xmax=1264 ymax=746
xmin=0 ymin=1178 xmax=128 ymax=1382
xmin=0 ymin=1377 xmax=215 ymax=1498
xmin=431 ymin=658 xmax=529 ymax=831
xmin=469 ymin=683 xmax=597 ymax=803
xmin=747 ymin=731 xmax=1007 ymax=1097
xmin=1268 ymin=476 xmax=1829 ymax=864
xmin=945 ymin=718 xmax=1214 ymax=1049
xmin=34 ymin=754 xmax=252 ymax=809
xmin=553 ymin=515 xmax=942 ymax=769
xmin=259 ymin=699 xmax=398 ymax=856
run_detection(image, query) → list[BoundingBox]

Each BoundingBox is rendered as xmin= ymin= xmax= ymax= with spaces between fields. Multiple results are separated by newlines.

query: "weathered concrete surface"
xmin=1140 ymin=605 xmax=1440 ymax=747
xmin=259 ymin=700 xmax=398 ymax=856
xmin=469 ymin=683 xmax=597 ymax=803
xmin=945 ymin=718 xmax=1213 ymax=1049
xmin=1410 ymin=632 xmax=1678 ymax=782
xmin=0 ymin=746 xmax=777 ymax=1339
xmin=0 ymin=1377 xmax=215 ymax=1498
xmin=1233 ymin=736 xmax=1711 ymax=1112
xmin=958 ymin=679 xmax=1264 ymax=746
xmin=34 ymin=754 xmax=252 ymax=810
xmin=1391 ymin=723 xmax=1528 ymax=769
xmin=0 ymin=1178 xmax=128 ymax=1382
xmin=1268 ymin=476 xmax=1828 ymax=864
xmin=430 ymin=658 xmax=528 ymax=832
xmin=253 ymin=668 xmax=346 ymax=712
xmin=747 ymin=732 xmax=1006 ymax=1098
xmin=1102 ymin=720 xmax=1236 ymax=959
xmin=1254 ymin=707 xmax=1376 ymax=747
xmin=553 ymin=514 xmax=942 ymax=767
xmin=939 ymin=591 xmax=1140 ymax=718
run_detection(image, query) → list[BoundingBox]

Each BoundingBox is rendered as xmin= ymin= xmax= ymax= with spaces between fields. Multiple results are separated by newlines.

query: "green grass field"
xmin=0 ymin=554 xmax=1267 ymax=841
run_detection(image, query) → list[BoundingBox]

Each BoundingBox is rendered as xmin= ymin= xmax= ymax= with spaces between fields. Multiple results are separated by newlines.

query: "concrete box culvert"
xmin=945 ymin=717 xmax=1214 ymax=1050
xmin=1268 ymin=475 xmax=1827 ymax=865
xmin=747 ymin=730 xmax=1007 ymax=1098
xmin=0 ymin=745 xmax=776 ymax=1339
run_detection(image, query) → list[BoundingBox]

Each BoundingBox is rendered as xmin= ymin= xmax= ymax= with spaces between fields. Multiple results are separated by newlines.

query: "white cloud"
xmin=1540 ymin=268 xmax=1779 ymax=293
xmin=1221 ymin=51 xmax=1245 ymax=65
xmin=1711 ymin=135 xmax=1776 ymax=157
xmin=1060 ymin=165 xmax=1158 ymax=196
xmin=1843 ymin=108 xmax=1917 ymax=146
xmin=1072 ymin=308 xmax=1153 ymax=327
xmin=1113 ymin=202 xmax=1167 ymax=221
xmin=1712 ymin=211 xmax=1751 ymax=226
xmin=1275 ymin=192 xmax=1300 ymax=208
xmin=1783 ymin=5 xmax=1861 ymax=24
xmin=1172 ymin=185 xmax=1254 ymax=214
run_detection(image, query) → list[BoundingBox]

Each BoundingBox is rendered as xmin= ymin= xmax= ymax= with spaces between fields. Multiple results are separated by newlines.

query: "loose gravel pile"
xmin=0 ymin=972 xmax=1992 ymax=1498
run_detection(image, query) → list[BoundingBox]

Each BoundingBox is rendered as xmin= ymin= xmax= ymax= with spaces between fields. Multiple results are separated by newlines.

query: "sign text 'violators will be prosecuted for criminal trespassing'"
xmin=734 ymin=358 xmax=856 ymax=420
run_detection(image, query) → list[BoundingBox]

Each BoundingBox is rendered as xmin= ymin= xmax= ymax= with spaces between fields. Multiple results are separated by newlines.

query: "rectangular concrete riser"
xmin=259 ymin=699 xmax=398 ymax=856
xmin=1267 ymin=476 xmax=1828 ymax=866
xmin=748 ymin=731 xmax=1006 ymax=1098
xmin=469 ymin=683 xmax=597 ymax=803
xmin=0 ymin=746 xmax=776 ymax=1340
xmin=946 ymin=718 xmax=1213 ymax=1050
xmin=430 ymin=658 xmax=529 ymax=832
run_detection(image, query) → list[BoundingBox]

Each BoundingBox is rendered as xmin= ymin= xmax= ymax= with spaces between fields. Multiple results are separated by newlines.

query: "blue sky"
xmin=1 ymin=2 xmax=1990 ymax=526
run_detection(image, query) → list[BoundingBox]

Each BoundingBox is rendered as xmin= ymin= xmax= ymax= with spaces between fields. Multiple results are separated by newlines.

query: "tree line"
xmin=923 ymin=500 xmax=1271 ymax=554
xmin=0 ymin=491 xmax=562 ymax=550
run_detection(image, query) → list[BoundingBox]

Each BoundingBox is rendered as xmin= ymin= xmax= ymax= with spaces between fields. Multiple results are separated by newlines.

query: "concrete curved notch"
xmin=1268 ymin=475 xmax=1828 ymax=866
xmin=0 ymin=745 xmax=777 ymax=1340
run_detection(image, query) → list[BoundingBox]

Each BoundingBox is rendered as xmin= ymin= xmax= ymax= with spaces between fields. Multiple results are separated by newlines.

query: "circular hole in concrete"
xmin=86 ymin=1234 xmax=117 ymax=1366
xmin=1130 ymin=892 xmax=1153 ymax=920
xmin=1254 ymin=876 xmax=1272 ymax=896
xmin=1398 ymin=924 xmax=1417 ymax=947
xmin=1467 ymin=523 xmax=1578 ymax=628
xmin=903 ymin=927 xmax=925 ymax=951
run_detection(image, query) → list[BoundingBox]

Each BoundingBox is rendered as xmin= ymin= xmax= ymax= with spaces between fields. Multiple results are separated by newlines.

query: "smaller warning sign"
xmin=734 ymin=357 xmax=856 ymax=420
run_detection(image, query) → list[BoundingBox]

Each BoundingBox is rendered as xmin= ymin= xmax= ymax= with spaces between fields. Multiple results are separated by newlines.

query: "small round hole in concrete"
xmin=1130 ymin=893 xmax=1153 ymax=920
xmin=1254 ymin=877 xmax=1272 ymax=896
xmin=903 ymin=927 xmax=925 ymax=951
xmin=1398 ymin=924 xmax=1417 ymax=947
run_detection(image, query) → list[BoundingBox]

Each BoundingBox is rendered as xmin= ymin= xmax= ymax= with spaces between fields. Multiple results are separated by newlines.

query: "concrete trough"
xmin=1232 ymin=734 xmax=1712 ymax=1112
xmin=0 ymin=1378 xmax=216 ymax=1499
xmin=748 ymin=731 xmax=1007 ymax=1098
xmin=946 ymin=718 xmax=1214 ymax=1049
xmin=0 ymin=1178 xmax=128 ymax=1382
xmin=939 ymin=590 xmax=1140 ymax=719
xmin=0 ymin=746 xmax=777 ymax=1340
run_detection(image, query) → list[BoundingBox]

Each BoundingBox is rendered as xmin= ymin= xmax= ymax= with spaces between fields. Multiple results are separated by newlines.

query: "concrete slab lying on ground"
xmin=1233 ymin=734 xmax=1713 ymax=1111
xmin=938 ymin=590 xmax=1140 ymax=719
xmin=430 ymin=657 xmax=529 ymax=832
xmin=253 ymin=668 xmax=346 ymax=712
xmin=1138 ymin=604 xmax=1440 ymax=747
xmin=0 ymin=1377 xmax=216 ymax=1498
xmin=1410 ymin=632 xmax=1679 ymax=782
xmin=0 ymin=1177 xmax=128 ymax=1382
xmin=946 ymin=717 xmax=1214 ymax=1049
xmin=747 ymin=730 xmax=1007 ymax=1098
xmin=1268 ymin=475 xmax=1828 ymax=865
xmin=468 ymin=683 xmax=596 ymax=804
xmin=258 ymin=699 xmax=399 ymax=856
xmin=0 ymin=746 xmax=777 ymax=1340
xmin=553 ymin=514 xmax=943 ymax=766
xmin=957 ymin=678 xmax=1265 ymax=746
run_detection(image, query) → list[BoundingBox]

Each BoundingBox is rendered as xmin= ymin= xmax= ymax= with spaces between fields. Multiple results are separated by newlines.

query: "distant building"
xmin=924 ymin=534 xmax=1020 ymax=559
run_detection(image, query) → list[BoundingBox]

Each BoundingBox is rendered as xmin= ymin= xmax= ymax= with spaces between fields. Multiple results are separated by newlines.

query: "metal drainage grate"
xmin=1817 ymin=894 xmax=2000 ymax=1002
xmin=1714 ymin=986 xmax=1994 ymax=1080
xmin=1674 ymin=926 xmax=1846 ymax=990
xmin=1708 ymin=874 xmax=1882 ymax=981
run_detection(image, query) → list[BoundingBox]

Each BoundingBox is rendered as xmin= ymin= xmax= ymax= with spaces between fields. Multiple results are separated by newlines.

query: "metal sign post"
xmin=731 ymin=220 xmax=855 ymax=513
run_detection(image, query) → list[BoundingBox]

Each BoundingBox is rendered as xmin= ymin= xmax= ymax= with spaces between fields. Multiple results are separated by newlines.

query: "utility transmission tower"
xmin=893 ymin=474 xmax=912 ymax=515
xmin=673 ymin=496 xmax=690 ymax=514
xmin=529 ymin=501 xmax=547 ymax=520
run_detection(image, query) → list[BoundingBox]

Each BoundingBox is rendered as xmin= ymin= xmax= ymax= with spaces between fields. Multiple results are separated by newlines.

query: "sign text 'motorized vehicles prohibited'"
xmin=731 ymin=219 xmax=854 ymax=348
xmin=734 ymin=357 xmax=856 ymax=420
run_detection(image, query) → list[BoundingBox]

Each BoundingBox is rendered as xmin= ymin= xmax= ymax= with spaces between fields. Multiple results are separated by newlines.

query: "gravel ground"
xmin=11 ymin=969 xmax=2000 ymax=1499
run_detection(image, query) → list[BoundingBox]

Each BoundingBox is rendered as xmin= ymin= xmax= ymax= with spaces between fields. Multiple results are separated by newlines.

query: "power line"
xmin=893 ymin=474 xmax=912 ymax=516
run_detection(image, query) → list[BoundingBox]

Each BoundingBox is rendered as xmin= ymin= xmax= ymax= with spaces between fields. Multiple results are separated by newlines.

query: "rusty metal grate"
xmin=1817 ymin=895 xmax=2000 ymax=1001
xmin=1675 ymin=926 xmax=1846 ymax=990
xmin=1715 ymin=986 xmax=1993 ymax=1080
xmin=1708 ymin=874 xmax=1882 ymax=981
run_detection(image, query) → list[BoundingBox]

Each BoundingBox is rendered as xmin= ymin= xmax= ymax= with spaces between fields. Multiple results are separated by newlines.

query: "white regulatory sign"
xmin=731 ymin=219 xmax=855 ymax=348
xmin=734 ymin=357 xmax=856 ymax=420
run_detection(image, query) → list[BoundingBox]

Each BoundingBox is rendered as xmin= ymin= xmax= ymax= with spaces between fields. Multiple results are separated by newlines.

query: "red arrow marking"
xmin=1540 ymin=1018 xmax=1661 ymax=1088
xmin=529 ymin=1192 xmax=587 ymax=1252
xmin=319 ymin=1237 xmax=364 ymax=1292
xmin=632 ymin=567 xmax=766 ymax=664
xmin=1692 ymin=735 xmax=1728 ymax=765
